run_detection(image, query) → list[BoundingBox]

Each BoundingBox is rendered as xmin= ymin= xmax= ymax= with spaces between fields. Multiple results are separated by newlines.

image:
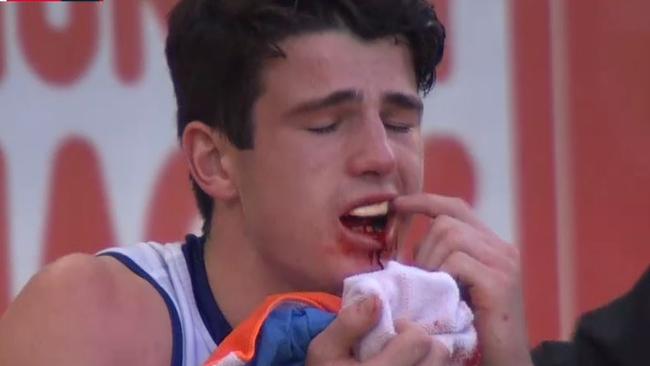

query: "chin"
xmin=332 ymin=254 xmax=383 ymax=283
xmin=294 ymin=246 xmax=385 ymax=295
xmin=299 ymin=260 xmax=373 ymax=296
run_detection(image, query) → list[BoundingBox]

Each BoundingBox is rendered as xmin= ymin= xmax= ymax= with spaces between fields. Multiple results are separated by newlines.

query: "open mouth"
xmin=339 ymin=201 xmax=389 ymax=244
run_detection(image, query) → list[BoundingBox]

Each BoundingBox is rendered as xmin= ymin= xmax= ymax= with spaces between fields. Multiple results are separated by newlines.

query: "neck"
xmin=202 ymin=208 xmax=292 ymax=327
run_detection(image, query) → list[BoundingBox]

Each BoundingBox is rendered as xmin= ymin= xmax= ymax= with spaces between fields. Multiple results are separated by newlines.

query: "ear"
xmin=181 ymin=121 xmax=239 ymax=201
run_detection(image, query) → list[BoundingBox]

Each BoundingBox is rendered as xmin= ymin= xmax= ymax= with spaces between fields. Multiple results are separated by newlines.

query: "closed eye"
xmin=384 ymin=122 xmax=413 ymax=133
xmin=307 ymin=122 xmax=339 ymax=134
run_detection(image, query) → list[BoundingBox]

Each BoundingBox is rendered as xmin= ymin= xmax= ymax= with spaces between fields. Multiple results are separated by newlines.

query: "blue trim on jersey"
xmin=182 ymin=234 xmax=233 ymax=345
xmin=99 ymin=252 xmax=183 ymax=366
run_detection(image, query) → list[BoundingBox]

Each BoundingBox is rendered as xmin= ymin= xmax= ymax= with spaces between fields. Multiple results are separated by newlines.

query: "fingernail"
xmin=356 ymin=296 xmax=377 ymax=315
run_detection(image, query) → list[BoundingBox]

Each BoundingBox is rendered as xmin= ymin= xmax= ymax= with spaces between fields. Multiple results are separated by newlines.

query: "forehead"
xmin=259 ymin=31 xmax=418 ymax=105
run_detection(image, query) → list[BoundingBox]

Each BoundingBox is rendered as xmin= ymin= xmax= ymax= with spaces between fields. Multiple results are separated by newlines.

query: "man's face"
xmin=234 ymin=31 xmax=424 ymax=294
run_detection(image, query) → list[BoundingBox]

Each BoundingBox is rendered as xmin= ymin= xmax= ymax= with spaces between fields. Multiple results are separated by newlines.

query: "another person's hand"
xmin=392 ymin=194 xmax=534 ymax=366
xmin=307 ymin=295 xmax=451 ymax=366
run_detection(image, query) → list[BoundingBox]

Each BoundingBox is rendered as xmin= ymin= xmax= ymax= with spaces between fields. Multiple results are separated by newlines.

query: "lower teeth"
xmin=352 ymin=225 xmax=378 ymax=233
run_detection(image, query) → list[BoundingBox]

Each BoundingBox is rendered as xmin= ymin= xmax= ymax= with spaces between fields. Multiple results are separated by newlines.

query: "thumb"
xmin=310 ymin=295 xmax=380 ymax=359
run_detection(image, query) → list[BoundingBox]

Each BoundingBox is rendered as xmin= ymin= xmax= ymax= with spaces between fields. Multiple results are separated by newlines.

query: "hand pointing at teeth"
xmin=391 ymin=194 xmax=534 ymax=366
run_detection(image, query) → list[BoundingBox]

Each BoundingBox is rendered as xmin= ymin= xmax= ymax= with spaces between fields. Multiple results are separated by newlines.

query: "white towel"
xmin=342 ymin=261 xmax=477 ymax=365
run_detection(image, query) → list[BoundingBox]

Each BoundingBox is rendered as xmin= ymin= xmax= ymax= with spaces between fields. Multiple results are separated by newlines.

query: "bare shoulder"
xmin=0 ymin=253 xmax=172 ymax=366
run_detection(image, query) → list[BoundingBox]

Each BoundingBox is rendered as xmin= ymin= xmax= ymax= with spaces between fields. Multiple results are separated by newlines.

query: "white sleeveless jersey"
xmin=98 ymin=235 xmax=232 ymax=366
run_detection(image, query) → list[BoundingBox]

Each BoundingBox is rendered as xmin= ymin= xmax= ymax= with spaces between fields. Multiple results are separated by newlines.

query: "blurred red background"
xmin=0 ymin=0 xmax=648 ymax=346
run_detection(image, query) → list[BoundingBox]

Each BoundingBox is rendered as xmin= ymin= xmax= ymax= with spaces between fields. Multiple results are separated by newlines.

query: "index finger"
xmin=391 ymin=194 xmax=492 ymax=234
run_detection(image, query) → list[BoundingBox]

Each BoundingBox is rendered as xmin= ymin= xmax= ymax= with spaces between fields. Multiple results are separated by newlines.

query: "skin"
xmin=0 ymin=254 xmax=172 ymax=366
xmin=0 ymin=31 xmax=533 ymax=366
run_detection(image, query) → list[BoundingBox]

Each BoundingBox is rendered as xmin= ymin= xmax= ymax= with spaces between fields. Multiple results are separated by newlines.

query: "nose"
xmin=346 ymin=115 xmax=397 ymax=178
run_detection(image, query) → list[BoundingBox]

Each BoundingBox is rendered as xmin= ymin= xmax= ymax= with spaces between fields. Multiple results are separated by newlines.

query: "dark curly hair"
xmin=166 ymin=0 xmax=446 ymax=235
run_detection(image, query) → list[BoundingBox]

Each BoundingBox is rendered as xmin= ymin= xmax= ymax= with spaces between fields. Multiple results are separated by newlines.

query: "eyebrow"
xmin=286 ymin=89 xmax=362 ymax=116
xmin=383 ymin=92 xmax=423 ymax=114
xmin=285 ymin=89 xmax=423 ymax=117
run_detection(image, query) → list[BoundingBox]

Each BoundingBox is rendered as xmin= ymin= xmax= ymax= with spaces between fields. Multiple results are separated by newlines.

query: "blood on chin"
xmin=335 ymin=237 xmax=393 ymax=271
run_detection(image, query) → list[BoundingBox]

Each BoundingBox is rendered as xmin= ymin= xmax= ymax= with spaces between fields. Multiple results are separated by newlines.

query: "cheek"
xmin=396 ymin=142 xmax=424 ymax=193
xmin=246 ymin=154 xmax=334 ymax=236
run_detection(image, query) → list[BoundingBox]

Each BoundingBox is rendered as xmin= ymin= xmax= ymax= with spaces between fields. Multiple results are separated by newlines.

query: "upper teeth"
xmin=348 ymin=201 xmax=389 ymax=217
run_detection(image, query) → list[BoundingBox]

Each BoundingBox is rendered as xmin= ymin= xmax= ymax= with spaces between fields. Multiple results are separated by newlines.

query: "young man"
xmin=0 ymin=0 xmax=534 ymax=365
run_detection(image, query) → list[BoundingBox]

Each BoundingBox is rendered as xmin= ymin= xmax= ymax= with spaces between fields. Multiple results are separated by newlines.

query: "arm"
xmin=0 ymin=254 xmax=171 ymax=366
xmin=532 ymin=267 xmax=650 ymax=366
